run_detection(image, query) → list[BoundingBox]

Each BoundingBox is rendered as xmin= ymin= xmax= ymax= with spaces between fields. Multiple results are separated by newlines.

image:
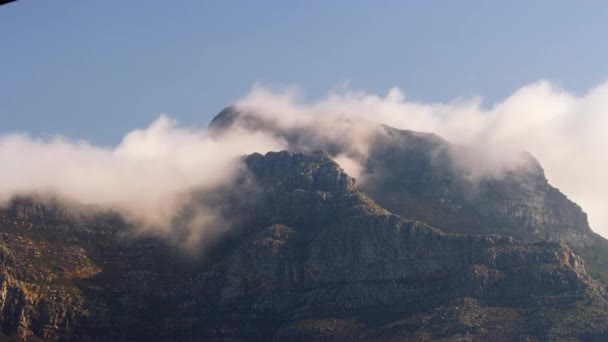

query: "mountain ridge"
xmin=1 ymin=150 xmax=608 ymax=340
xmin=1 ymin=107 xmax=608 ymax=340
xmin=210 ymin=107 xmax=608 ymax=280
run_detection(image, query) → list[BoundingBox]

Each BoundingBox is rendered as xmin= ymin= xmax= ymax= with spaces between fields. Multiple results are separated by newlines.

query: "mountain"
xmin=210 ymin=106 xmax=608 ymax=281
xmin=2 ymin=108 xmax=608 ymax=341
xmin=364 ymin=125 xmax=608 ymax=283
xmin=1 ymin=150 xmax=608 ymax=341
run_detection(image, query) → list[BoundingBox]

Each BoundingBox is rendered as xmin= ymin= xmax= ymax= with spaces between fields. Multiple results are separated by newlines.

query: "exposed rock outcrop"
xmin=1 ymin=151 xmax=607 ymax=341
xmin=210 ymin=107 xmax=608 ymax=281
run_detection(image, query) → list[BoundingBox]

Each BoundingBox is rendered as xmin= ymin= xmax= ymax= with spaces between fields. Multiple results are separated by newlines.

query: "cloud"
xmin=2 ymin=79 xmax=608 ymax=244
xmin=236 ymin=81 xmax=608 ymax=236
xmin=0 ymin=115 xmax=286 ymax=247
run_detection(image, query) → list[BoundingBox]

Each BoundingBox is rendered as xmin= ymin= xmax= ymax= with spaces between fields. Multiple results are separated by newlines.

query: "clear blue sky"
xmin=1 ymin=1 xmax=607 ymax=145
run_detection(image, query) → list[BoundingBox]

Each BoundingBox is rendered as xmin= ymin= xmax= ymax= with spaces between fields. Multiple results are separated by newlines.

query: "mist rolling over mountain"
xmin=1 ymin=100 xmax=608 ymax=341
xmin=4 ymin=82 xmax=608 ymax=240
xmin=4 ymin=1 xmax=608 ymax=341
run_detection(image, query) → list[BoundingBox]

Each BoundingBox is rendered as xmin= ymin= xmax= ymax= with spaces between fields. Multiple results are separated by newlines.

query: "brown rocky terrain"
xmin=210 ymin=107 xmax=608 ymax=282
xmin=1 ymin=151 xmax=608 ymax=341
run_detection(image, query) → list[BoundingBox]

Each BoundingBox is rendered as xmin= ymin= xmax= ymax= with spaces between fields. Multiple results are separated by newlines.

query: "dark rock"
xmin=210 ymin=107 xmax=608 ymax=283
xmin=1 ymin=150 xmax=608 ymax=341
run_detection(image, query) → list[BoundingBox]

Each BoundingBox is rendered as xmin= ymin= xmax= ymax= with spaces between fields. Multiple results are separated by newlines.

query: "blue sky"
xmin=1 ymin=1 xmax=607 ymax=145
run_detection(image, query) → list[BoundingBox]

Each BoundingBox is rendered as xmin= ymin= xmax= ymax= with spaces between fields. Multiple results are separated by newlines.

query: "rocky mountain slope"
xmin=210 ymin=106 xmax=608 ymax=282
xmin=1 ymin=151 xmax=608 ymax=341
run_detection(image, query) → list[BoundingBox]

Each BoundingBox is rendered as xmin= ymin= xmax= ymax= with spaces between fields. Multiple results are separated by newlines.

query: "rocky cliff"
xmin=210 ymin=107 xmax=608 ymax=282
xmin=1 ymin=151 xmax=608 ymax=341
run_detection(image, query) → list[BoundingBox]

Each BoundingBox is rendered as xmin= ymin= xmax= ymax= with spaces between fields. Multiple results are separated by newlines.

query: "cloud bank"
xmin=0 ymin=115 xmax=286 ymax=247
xmin=1 ymin=80 xmax=608 ymax=243
xmin=236 ymin=81 xmax=608 ymax=236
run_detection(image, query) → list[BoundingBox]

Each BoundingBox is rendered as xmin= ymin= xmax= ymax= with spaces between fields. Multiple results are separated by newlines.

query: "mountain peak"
xmin=245 ymin=150 xmax=356 ymax=192
xmin=209 ymin=105 xmax=241 ymax=129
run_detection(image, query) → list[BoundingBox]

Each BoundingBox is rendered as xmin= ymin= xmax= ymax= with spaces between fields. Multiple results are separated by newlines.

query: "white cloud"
xmin=0 ymin=115 xmax=286 ymax=247
xmin=2 ymin=79 xmax=608 ymax=244
xmin=236 ymin=81 xmax=608 ymax=236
